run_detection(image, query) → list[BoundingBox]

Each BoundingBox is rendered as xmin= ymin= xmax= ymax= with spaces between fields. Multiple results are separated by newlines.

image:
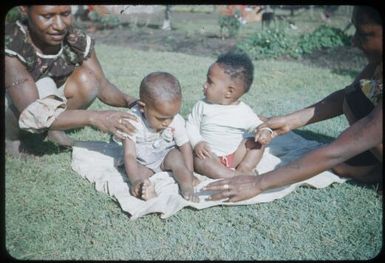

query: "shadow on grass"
xmin=18 ymin=131 xmax=75 ymax=156
xmin=331 ymin=68 xmax=361 ymax=79
xmin=294 ymin=130 xmax=382 ymax=195
xmin=293 ymin=129 xmax=335 ymax=144
xmin=300 ymin=46 xmax=366 ymax=78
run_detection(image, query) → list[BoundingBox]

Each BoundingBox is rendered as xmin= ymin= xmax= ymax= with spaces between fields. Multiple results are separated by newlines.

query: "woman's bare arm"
xmin=80 ymin=50 xmax=137 ymax=107
xmin=5 ymin=56 xmax=39 ymax=113
xmin=206 ymin=102 xmax=383 ymax=202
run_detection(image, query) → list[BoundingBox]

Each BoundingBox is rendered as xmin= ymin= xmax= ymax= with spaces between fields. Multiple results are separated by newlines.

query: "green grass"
xmin=5 ymin=45 xmax=382 ymax=260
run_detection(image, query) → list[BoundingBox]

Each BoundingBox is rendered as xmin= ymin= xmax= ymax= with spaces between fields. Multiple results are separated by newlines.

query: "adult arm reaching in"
xmin=204 ymin=101 xmax=382 ymax=202
xmin=204 ymin=5 xmax=383 ymax=202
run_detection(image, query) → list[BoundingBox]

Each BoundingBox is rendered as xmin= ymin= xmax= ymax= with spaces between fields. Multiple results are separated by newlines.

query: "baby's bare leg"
xmin=234 ymin=138 xmax=265 ymax=176
xmin=194 ymin=155 xmax=235 ymax=179
xmin=162 ymin=149 xmax=199 ymax=202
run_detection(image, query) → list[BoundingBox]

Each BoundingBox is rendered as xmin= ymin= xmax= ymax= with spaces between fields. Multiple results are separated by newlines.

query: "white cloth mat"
xmin=71 ymin=132 xmax=346 ymax=220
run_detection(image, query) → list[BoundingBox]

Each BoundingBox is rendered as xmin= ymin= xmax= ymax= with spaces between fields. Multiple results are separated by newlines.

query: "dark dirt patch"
xmin=81 ymin=11 xmax=366 ymax=74
xmin=83 ymin=25 xmax=237 ymax=59
xmin=283 ymin=46 xmax=366 ymax=77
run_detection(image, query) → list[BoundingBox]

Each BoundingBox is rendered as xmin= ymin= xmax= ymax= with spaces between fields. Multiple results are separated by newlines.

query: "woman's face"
xmin=351 ymin=8 xmax=382 ymax=63
xmin=24 ymin=5 xmax=73 ymax=48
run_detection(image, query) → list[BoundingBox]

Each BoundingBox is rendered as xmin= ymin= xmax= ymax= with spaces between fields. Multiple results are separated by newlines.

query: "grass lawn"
xmin=5 ymin=45 xmax=382 ymax=260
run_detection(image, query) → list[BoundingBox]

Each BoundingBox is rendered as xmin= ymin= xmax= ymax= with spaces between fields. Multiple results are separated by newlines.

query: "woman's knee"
xmin=332 ymin=163 xmax=381 ymax=183
xmin=332 ymin=163 xmax=363 ymax=177
xmin=64 ymin=68 xmax=99 ymax=108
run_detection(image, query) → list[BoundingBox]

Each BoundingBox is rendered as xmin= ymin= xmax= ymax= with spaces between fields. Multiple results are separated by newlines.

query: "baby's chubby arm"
xmin=242 ymin=109 xmax=274 ymax=146
xmin=122 ymin=138 xmax=144 ymax=197
xmin=193 ymin=141 xmax=214 ymax=159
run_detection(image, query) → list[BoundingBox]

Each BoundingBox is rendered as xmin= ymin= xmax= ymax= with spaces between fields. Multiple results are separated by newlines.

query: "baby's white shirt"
xmin=186 ymin=99 xmax=262 ymax=156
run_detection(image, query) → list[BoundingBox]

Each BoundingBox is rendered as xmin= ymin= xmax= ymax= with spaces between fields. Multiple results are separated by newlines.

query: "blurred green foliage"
xmin=297 ymin=25 xmax=351 ymax=54
xmin=88 ymin=11 xmax=121 ymax=29
xmin=237 ymin=24 xmax=299 ymax=60
xmin=218 ymin=11 xmax=241 ymax=38
xmin=238 ymin=24 xmax=351 ymax=60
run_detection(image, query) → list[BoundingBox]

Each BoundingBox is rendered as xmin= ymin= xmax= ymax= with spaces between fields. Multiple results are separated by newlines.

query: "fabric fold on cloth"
xmin=71 ymin=132 xmax=346 ymax=220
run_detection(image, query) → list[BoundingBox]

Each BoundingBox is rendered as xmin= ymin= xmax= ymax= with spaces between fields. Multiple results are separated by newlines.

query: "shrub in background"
xmin=218 ymin=10 xmax=241 ymax=38
xmin=238 ymin=24 xmax=351 ymax=60
xmin=297 ymin=25 xmax=351 ymax=54
xmin=237 ymin=24 xmax=299 ymax=60
xmin=88 ymin=11 xmax=121 ymax=29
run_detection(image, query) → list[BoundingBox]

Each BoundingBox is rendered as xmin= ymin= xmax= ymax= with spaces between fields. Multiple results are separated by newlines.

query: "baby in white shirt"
xmin=186 ymin=51 xmax=272 ymax=179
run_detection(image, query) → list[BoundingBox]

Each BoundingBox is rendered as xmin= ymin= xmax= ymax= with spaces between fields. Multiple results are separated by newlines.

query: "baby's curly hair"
xmin=139 ymin=72 xmax=182 ymax=104
xmin=216 ymin=49 xmax=254 ymax=93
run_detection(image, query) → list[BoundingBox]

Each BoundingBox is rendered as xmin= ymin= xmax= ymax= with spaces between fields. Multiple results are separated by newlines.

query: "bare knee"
xmin=333 ymin=163 xmax=367 ymax=177
xmin=193 ymin=155 xmax=234 ymax=179
xmin=193 ymin=156 xmax=208 ymax=175
xmin=332 ymin=163 xmax=351 ymax=177
xmin=332 ymin=163 xmax=381 ymax=184
xmin=64 ymin=68 xmax=99 ymax=109
xmin=162 ymin=148 xmax=185 ymax=171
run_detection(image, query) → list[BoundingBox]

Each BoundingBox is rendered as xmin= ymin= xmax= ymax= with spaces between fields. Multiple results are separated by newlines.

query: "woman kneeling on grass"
xmin=205 ymin=5 xmax=383 ymax=202
xmin=5 ymin=5 xmax=138 ymax=156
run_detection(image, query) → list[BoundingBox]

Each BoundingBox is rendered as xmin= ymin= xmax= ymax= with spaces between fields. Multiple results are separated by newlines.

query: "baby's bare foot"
xmin=141 ymin=179 xmax=158 ymax=201
xmin=192 ymin=175 xmax=201 ymax=187
xmin=180 ymin=184 xmax=199 ymax=203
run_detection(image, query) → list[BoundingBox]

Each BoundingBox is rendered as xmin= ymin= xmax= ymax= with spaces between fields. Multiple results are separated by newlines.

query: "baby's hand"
xmin=255 ymin=128 xmax=274 ymax=145
xmin=194 ymin=141 xmax=213 ymax=159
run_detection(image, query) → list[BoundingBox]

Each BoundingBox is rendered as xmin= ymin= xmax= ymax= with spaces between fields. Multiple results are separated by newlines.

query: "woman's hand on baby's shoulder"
xmin=90 ymin=110 xmax=137 ymax=137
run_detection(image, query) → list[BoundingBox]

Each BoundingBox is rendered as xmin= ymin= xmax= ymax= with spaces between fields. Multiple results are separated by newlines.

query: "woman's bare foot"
xmin=47 ymin=130 xmax=74 ymax=147
xmin=141 ymin=179 xmax=158 ymax=200
xmin=5 ymin=139 xmax=22 ymax=158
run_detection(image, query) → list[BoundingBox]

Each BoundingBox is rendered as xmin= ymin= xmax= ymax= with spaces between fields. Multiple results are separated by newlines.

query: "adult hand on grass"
xmin=204 ymin=175 xmax=263 ymax=202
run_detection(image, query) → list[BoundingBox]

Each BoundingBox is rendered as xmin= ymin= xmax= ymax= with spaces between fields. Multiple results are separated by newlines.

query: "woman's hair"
xmin=139 ymin=72 xmax=182 ymax=104
xmin=354 ymin=5 xmax=382 ymax=25
xmin=216 ymin=50 xmax=254 ymax=93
